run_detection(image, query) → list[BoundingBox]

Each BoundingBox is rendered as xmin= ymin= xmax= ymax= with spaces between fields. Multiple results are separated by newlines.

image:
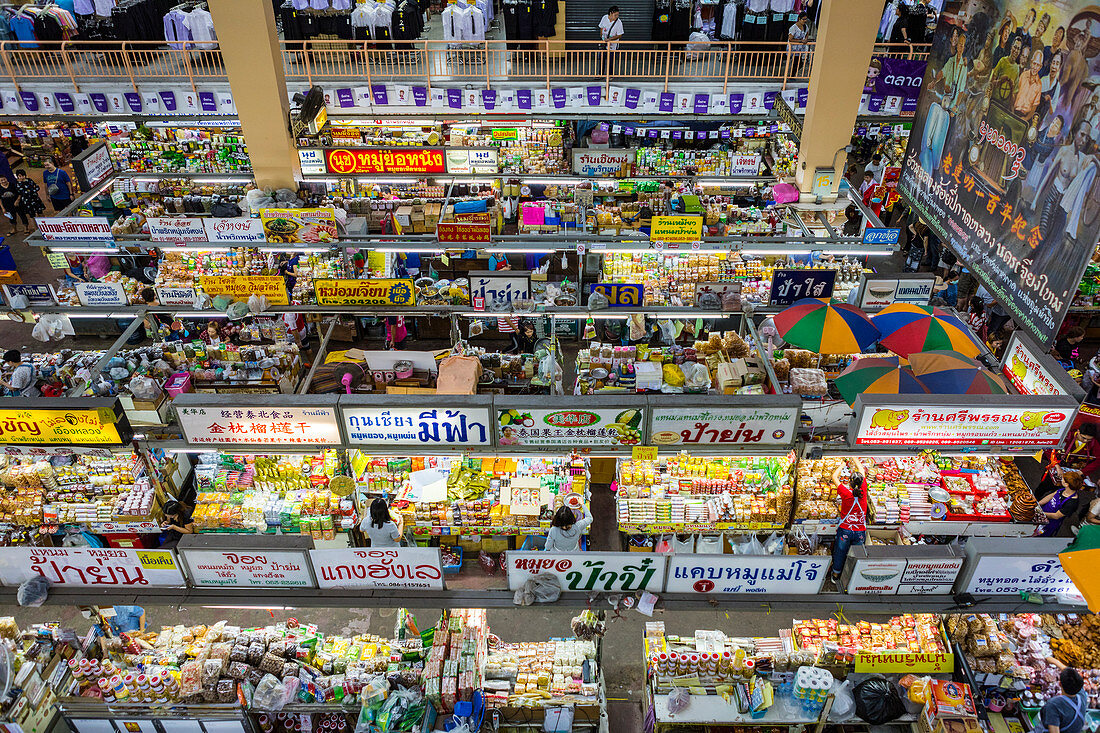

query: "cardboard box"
xmin=394 ymin=206 xmax=413 ymax=226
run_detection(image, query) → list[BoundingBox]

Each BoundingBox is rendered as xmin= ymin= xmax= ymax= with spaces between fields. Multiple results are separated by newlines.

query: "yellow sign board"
xmin=137 ymin=551 xmax=178 ymax=570
xmin=200 ymin=276 xmax=289 ymax=306
xmin=632 ymin=445 xmax=659 ymax=461
xmin=651 ymin=216 xmax=703 ymax=243
xmin=45 ymin=252 xmax=69 ymax=269
xmin=314 ymin=278 xmax=416 ymax=306
xmin=0 ymin=408 xmax=122 ymax=444
xmin=854 ymin=650 xmax=954 ymax=674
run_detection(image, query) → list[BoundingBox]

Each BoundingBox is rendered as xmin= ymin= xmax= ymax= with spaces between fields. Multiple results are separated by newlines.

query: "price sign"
xmin=632 ymin=446 xmax=659 ymax=460
xmin=768 ymin=269 xmax=837 ymax=306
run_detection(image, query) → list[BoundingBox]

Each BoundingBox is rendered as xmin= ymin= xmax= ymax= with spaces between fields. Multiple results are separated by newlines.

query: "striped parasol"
xmin=773 ymin=299 xmax=881 ymax=354
xmin=872 ymin=304 xmax=985 ymax=358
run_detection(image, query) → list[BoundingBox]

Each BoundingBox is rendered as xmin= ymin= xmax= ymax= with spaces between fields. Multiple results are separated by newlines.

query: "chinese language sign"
xmin=177 ymin=406 xmax=342 ymax=445
xmin=0 ymin=407 xmax=123 ymax=444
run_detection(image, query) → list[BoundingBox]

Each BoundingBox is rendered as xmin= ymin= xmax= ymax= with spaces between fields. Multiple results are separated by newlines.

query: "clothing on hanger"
xmin=183 ymin=6 xmax=215 ymax=45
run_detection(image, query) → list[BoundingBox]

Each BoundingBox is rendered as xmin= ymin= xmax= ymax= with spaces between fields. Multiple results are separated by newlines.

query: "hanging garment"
xmin=719 ymin=0 xmax=736 ymax=39
xmin=652 ymin=0 xmax=671 ymax=43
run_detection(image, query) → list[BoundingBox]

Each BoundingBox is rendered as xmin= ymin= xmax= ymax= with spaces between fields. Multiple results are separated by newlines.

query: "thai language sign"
xmin=0 ymin=547 xmax=184 ymax=587
xmin=665 ymin=555 xmax=828 ymax=594
xmin=572 ymin=149 xmax=634 ymax=176
xmin=36 ymin=216 xmax=112 ymax=241
xmin=898 ymin=1 xmax=1100 ymax=345
xmin=343 ymin=407 xmax=492 ymax=446
xmin=309 ymin=548 xmax=443 ymax=590
xmin=728 ymin=153 xmax=762 ymax=176
xmin=590 ymin=283 xmax=643 ymax=307
xmin=437 ymin=222 xmax=491 ymax=243
xmin=75 ymin=282 xmax=128 ymax=307
xmin=505 ymin=551 xmax=665 ymax=592
xmin=154 ymin=287 xmax=198 ymax=307
xmin=650 ymin=216 xmax=703 ymax=243
xmin=963 ymin=555 xmax=1078 ymax=596
xmin=147 ymin=217 xmax=207 ymax=242
xmin=0 ymin=407 xmax=123 ymax=444
xmin=650 ymin=406 xmax=799 ymax=447
xmin=199 ymin=275 xmax=289 ymax=306
xmin=853 ymin=403 xmax=1074 ymax=446
xmin=325 ymin=148 xmax=445 ymax=174
xmin=259 ymin=208 xmax=338 ymax=244
xmin=203 ymin=217 xmax=266 ymax=242
xmin=180 ymin=549 xmax=314 ymax=588
xmin=1002 ymin=332 xmax=1069 ymax=395
xmin=177 ymin=406 xmax=342 ymax=445
xmin=314 ymin=278 xmax=416 ymax=306
xmin=847 ymin=557 xmax=964 ymax=595
xmin=497 ymin=407 xmax=644 ymax=447
xmin=855 ymin=650 xmax=954 ymax=674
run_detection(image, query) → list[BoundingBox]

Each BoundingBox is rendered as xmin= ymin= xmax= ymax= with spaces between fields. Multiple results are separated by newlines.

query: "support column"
xmin=795 ymin=0 xmax=883 ymax=196
xmin=209 ymin=0 xmax=298 ymax=189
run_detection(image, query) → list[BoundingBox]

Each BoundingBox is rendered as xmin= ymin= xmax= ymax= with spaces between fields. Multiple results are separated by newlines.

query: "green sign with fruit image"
xmin=497 ymin=407 xmax=644 ymax=447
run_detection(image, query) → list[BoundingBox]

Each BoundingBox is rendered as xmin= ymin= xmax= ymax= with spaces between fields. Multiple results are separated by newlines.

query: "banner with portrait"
xmin=899 ymin=0 xmax=1100 ymax=345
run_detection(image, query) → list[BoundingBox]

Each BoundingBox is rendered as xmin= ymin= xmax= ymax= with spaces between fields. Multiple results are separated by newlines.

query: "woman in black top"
xmin=160 ymin=500 xmax=195 ymax=548
xmin=15 ymin=170 xmax=44 ymax=228
xmin=0 ymin=178 xmax=25 ymax=234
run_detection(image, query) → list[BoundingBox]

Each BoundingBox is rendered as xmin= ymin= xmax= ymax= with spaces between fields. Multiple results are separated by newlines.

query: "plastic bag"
xmin=668 ymin=687 xmax=691 ymax=714
xmin=8 ymin=293 xmax=27 ymax=309
xmin=853 ymin=675 xmax=906 ymax=724
xmin=129 ymin=375 xmax=162 ymax=401
xmin=468 ymin=320 xmax=484 ymax=337
xmin=513 ymin=573 xmax=562 ymax=606
xmin=226 ymin=301 xmax=251 ymax=321
xmin=762 ymin=532 xmax=784 ymax=555
xmin=212 ymin=294 xmax=234 ymax=311
xmin=744 ymin=534 xmax=766 ymax=555
xmin=31 ymin=320 xmax=50 ymax=342
xmin=248 ymin=294 xmax=269 ymax=314
xmin=252 ymin=673 xmax=287 ymax=711
xmin=828 ymin=680 xmax=855 ymax=722
xmin=587 ymin=290 xmax=609 ymax=310
xmin=16 ymin=575 xmax=50 ymax=606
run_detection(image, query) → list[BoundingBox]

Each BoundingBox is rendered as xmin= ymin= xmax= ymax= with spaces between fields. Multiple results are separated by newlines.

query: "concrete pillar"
xmin=209 ymin=0 xmax=298 ymax=189
xmin=795 ymin=0 xmax=884 ymax=196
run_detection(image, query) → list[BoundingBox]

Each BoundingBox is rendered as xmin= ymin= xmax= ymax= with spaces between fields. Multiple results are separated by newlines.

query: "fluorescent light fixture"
xmin=64 ymin=312 xmax=135 ymax=319
xmin=373 ymin=247 xmax=454 ymax=253
xmin=484 ymin=248 xmax=559 ymax=254
xmin=258 ymin=247 xmax=329 ymax=253
xmin=46 ymin=247 xmax=121 ymax=254
xmin=354 ymin=178 xmax=434 ymax=184
xmin=174 ymin=311 xmax=229 ymax=319
xmin=201 ymin=605 xmax=297 ymax=610
xmin=169 ymin=246 xmax=231 ymax=253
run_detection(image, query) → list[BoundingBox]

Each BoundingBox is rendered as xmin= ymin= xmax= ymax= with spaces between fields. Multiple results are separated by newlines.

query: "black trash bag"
xmin=853 ymin=675 xmax=906 ymax=724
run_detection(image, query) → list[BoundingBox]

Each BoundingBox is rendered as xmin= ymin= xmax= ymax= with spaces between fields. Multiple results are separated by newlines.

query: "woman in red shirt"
xmin=830 ymin=459 xmax=869 ymax=584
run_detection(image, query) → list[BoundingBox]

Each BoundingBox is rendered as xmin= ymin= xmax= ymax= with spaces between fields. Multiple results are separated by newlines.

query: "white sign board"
xmin=572 ymin=149 xmax=635 ymax=176
xmin=147 ymin=217 xmax=207 ymax=242
xmin=154 ymin=286 xmax=199 ymax=307
xmin=853 ymin=404 xmax=1074 ymax=447
xmin=343 ymin=406 xmax=492 ymax=446
xmin=505 ymin=551 xmax=665 ymax=592
xmin=310 ymin=548 xmax=443 ymax=590
xmin=963 ymin=555 xmax=1079 ymax=596
xmin=203 ymin=217 xmax=266 ymax=243
xmin=665 ymin=555 xmax=828 ymax=594
xmin=898 ymin=557 xmax=965 ymax=594
xmin=180 ymin=549 xmax=314 ymax=588
xmin=37 ymin=217 xmax=113 ymax=241
xmin=0 ymin=547 xmax=184 ymax=587
xmin=75 ymin=281 xmax=128 ymax=307
xmin=1003 ymin=332 xmax=1069 ymax=396
xmin=860 ymin=277 xmax=934 ymax=309
xmin=470 ymin=272 xmax=531 ymax=308
xmin=650 ymin=406 xmax=799 ymax=447
xmin=79 ymin=143 xmax=115 ymax=188
xmin=728 ymin=153 xmax=762 ymax=177
xmin=177 ymin=405 xmax=343 ymax=445
xmin=847 ymin=558 xmax=908 ymax=594
xmin=298 ymin=148 xmax=326 ymax=175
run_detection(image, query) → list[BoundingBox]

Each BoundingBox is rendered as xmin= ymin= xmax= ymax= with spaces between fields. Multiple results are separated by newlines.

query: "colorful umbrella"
xmin=919 ymin=368 xmax=1009 ymax=395
xmin=872 ymin=304 xmax=984 ymax=358
xmin=832 ymin=357 xmax=929 ymax=406
xmin=773 ymin=299 xmax=880 ymax=354
xmin=908 ymin=350 xmax=981 ymax=376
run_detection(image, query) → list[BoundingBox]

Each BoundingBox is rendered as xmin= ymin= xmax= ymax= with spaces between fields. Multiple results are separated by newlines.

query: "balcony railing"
xmin=0 ymin=39 xmax=929 ymax=95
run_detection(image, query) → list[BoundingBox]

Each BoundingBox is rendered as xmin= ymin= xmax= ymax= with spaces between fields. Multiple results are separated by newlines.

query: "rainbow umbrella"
xmin=909 ymin=350 xmax=1008 ymax=395
xmin=773 ymin=299 xmax=880 ymax=354
xmin=832 ymin=357 xmax=929 ymax=406
xmin=872 ymin=304 xmax=984 ymax=358
xmin=908 ymin=350 xmax=981 ymax=375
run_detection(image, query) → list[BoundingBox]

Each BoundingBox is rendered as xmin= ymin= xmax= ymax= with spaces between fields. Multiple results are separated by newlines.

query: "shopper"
xmin=278 ymin=253 xmax=301 ymax=297
xmin=933 ymin=271 xmax=959 ymax=307
xmin=966 ymin=297 xmax=989 ymax=340
xmin=829 ymin=459 xmax=868 ymax=584
xmin=544 ymin=505 xmax=594 ymax=552
xmin=787 ymin=13 xmax=810 ymax=73
xmin=160 ymin=501 xmax=194 ymax=548
xmin=859 ymin=171 xmax=875 ymax=200
xmin=0 ymin=177 xmax=23 ymax=235
xmin=1036 ymin=465 xmax=1083 ymax=537
xmin=42 ymin=158 xmax=73 ymax=211
xmin=1039 ymin=668 xmax=1088 ymax=733
xmin=359 ymin=497 xmax=404 ymax=547
xmin=1054 ymin=327 xmax=1086 ymax=364
xmin=0 ymin=350 xmax=37 ymax=397
xmin=15 ymin=170 xmax=44 ymax=230
xmin=598 ymin=6 xmax=623 ymax=72
xmin=864 ymin=153 xmax=885 ymax=183
xmin=1072 ymin=422 xmax=1100 ymax=483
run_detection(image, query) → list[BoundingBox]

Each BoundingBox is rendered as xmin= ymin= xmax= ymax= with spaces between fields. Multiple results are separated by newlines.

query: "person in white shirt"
xmin=787 ymin=12 xmax=809 ymax=72
xmin=864 ymin=153 xmax=886 ymax=183
xmin=544 ymin=506 xmax=594 ymax=552
xmin=358 ymin=498 xmax=404 ymax=547
xmin=599 ymin=6 xmax=624 ymax=74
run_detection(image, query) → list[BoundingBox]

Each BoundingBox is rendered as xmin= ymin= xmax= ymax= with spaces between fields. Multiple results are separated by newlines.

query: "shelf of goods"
xmin=576 ymin=328 xmax=773 ymax=396
xmin=192 ymin=451 xmax=353 ymax=538
xmin=616 ymin=453 xmax=794 ymax=535
xmin=105 ymin=124 xmax=251 ymax=175
xmin=1071 ymin=256 xmax=1100 ymax=312
xmin=154 ymin=250 xmax=343 ymax=307
xmin=597 ymin=252 xmax=867 ymax=307
xmin=99 ymin=177 xmax=252 ymax=221
xmin=350 ymin=452 xmax=589 ymax=546
xmin=793 ymin=453 xmax=1041 ymax=535
xmin=0 ymin=121 xmax=102 ymax=167
xmin=0 ymin=449 xmax=185 ymax=541
xmin=644 ymin=614 xmax=969 ymax=733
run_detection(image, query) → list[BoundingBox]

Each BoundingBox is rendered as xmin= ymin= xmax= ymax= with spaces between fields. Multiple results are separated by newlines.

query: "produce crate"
xmin=442 ymin=546 xmax=463 ymax=574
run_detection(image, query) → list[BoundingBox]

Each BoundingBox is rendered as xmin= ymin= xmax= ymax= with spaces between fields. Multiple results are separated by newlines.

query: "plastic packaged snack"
xmin=789 ymin=368 xmax=828 ymax=396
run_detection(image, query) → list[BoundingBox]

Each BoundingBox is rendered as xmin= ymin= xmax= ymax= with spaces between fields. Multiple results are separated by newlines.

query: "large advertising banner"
xmin=898 ymin=2 xmax=1100 ymax=345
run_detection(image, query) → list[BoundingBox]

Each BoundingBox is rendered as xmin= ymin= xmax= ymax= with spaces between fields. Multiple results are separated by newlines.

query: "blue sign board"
xmin=590 ymin=283 xmax=644 ymax=307
xmin=862 ymin=227 xmax=901 ymax=245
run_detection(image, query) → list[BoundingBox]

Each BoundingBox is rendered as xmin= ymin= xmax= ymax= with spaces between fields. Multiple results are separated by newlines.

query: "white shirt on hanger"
xmin=332 ymin=0 xmax=352 ymax=9
xmin=746 ymin=0 xmax=768 ymax=12
xmin=351 ymin=4 xmax=371 ymax=26
xmin=463 ymin=4 xmax=486 ymax=40
xmin=720 ymin=0 xmax=736 ymax=38
xmin=73 ymin=0 xmax=94 ymax=15
xmin=769 ymin=0 xmax=795 ymax=12
xmin=183 ymin=8 xmax=217 ymax=45
xmin=310 ymin=0 xmax=329 ymax=9
xmin=93 ymin=0 xmax=115 ymax=17
xmin=441 ymin=3 xmax=461 ymax=42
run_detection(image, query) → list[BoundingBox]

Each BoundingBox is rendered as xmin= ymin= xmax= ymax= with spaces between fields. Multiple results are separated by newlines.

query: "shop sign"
xmin=470 ymin=271 xmax=530 ymax=308
xmin=863 ymin=227 xmax=902 ymax=245
xmin=852 ymin=402 xmax=1074 ymax=447
xmin=36 ymin=216 xmax=113 ymax=241
xmin=498 ymin=407 xmax=644 ymax=447
xmin=437 ymin=222 xmax=491 ymax=244
xmin=314 ymin=278 xmax=416 ymax=306
xmin=73 ymin=141 xmax=114 ymax=189
xmin=650 ymin=216 xmax=703 ymax=243
xmin=75 ymin=282 xmax=128 ymax=307
xmin=177 ymin=406 xmax=342 ymax=445
xmin=1002 ymin=332 xmax=1069 ymax=396
xmin=0 ymin=407 xmax=122 ymax=444
xmin=259 ymin=208 xmax=338 ymax=244
xmin=846 ymin=557 xmax=908 ymax=594
xmin=445 ymin=148 xmax=499 ymax=174
xmin=0 ymin=547 xmax=184 ymax=587
xmin=963 ymin=555 xmax=1079 ymax=596
xmin=89 ymin=521 xmax=160 ymax=534
xmin=199 ymin=275 xmax=289 ymax=306
xmin=343 ymin=406 xmax=492 ymax=446
xmin=590 ymin=283 xmax=643 ymax=307
xmin=492 ymin=128 xmax=518 ymax=141
xmin=147 ymin=217 xmax=207 ymax=242
xmin=769 ymin=269 xmax=837 ymax=306
xmin=650 ymin=406 xmax=799 ymax=447
xmin=572 ymin=149 xmax=634 ymax=177
xmin=325 ymin=148 xmax=445 ymax=174
xmin=855 ymin=650 xmax=953 ymax=674
xmin=310 ymin=548 xmax=443 ymax=590
xmin=897 ymin=557 xmax=965 ymax=594
xmin=455 ymin=212 xmax=490 ymax=224
xmin=298 ymin=148 xmax=326 ymax=175
xmin=728 ymin=153 xmax=763 ymax=177
xmin=859 ymin=276 xmax=934 ymax=309
xmin=180 ymin=549 xmax=314 ymax=588
xmin=506 ymin=551 xmax=665 ymax=592
xmin=3 ymin=283 xmax=55 ymax=306
xmin=203 ymin=217 xmax=266 ymax=242
xmin=154 ymin=286 xmax=198 ymax=307
xmin=665 ymin=555 xmax=828 ymax=594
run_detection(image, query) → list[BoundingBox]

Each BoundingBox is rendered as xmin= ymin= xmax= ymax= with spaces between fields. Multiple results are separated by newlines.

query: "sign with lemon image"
xmin=497 ymin=407 xmax=644 ymax=447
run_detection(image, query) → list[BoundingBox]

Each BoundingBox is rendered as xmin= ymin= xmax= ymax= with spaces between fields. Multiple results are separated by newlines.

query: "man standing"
xmin=42 ymin=158 xmax=73 ymax=212
xmin=599 ymin=6 xmax=623 ymax=73
xmin=864 ymin=153 xmax=885 ymax=183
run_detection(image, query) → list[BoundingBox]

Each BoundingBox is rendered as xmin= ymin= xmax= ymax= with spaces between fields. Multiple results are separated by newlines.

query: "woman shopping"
xmin=829 ymin=459 xmax=869 ymax=585
xmin=1036 ymin=465 xmax=1083 ymax=537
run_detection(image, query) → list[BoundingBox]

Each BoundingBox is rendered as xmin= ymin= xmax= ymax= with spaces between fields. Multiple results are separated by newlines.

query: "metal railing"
xmin=0 ymin=39 xmax=930 ymax=94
